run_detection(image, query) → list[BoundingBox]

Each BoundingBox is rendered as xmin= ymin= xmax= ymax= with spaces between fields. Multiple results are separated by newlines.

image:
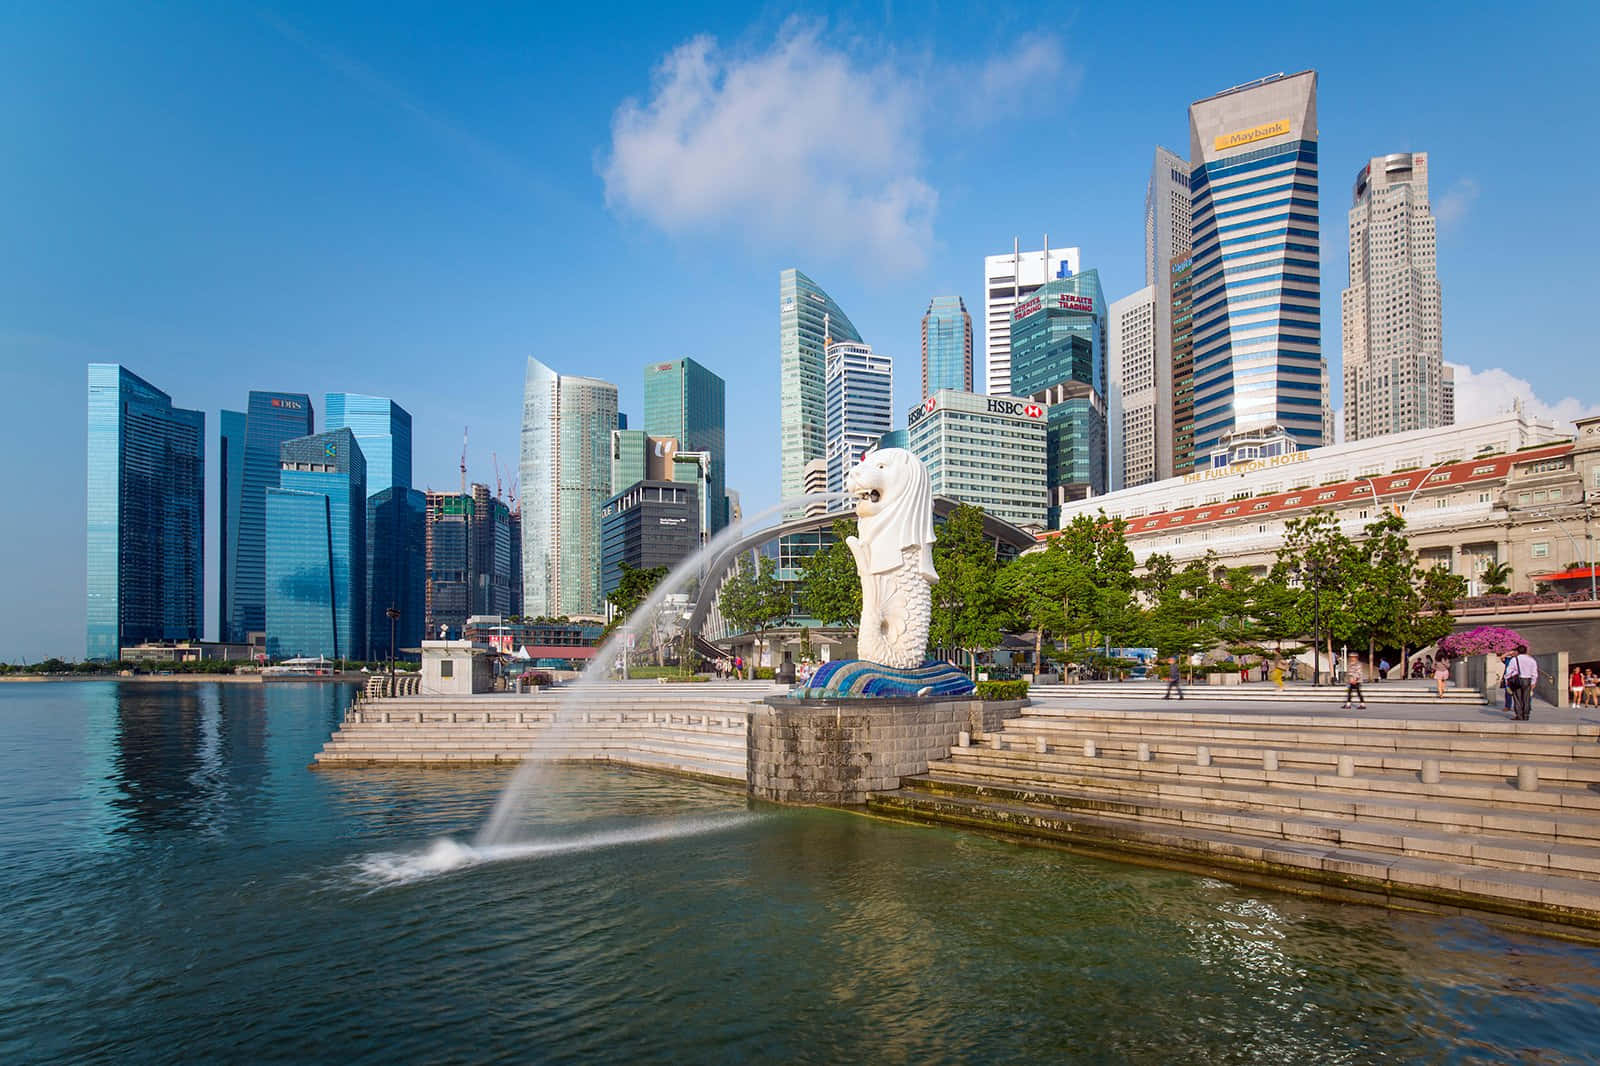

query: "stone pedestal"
xmin=747 ymin=698 xmax=1021 ymax=806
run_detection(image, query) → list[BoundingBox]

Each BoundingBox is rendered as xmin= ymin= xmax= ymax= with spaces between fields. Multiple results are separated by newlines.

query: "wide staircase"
xmin=1042 ymin=678 xmax=1484 ymax=705
xmin=872 ymin=704 xmax=1600 ymax=929
xmin=314 ymin=683 xmax=776 ymax=785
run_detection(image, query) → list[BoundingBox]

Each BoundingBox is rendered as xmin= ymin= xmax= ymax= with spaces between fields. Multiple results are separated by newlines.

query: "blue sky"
xmin=4 ymin=1 xmax=1597 ymax=661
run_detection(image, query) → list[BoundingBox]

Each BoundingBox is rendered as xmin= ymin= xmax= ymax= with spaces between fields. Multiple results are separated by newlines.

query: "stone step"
xmin=870 ymin=788 xmax=1600 ymax=920
xmin=316 ymin=746 xmax=744 ymax=783
xmin=1037 ymin=689 xmax=1486 ymax=704
xmin=903 ymin=772 xmax=1600 ymax=879
xmin=920 ymin=758 xmax=1600 ymax=840
xmin=977 ymin=730 xmax=1600 ymax=785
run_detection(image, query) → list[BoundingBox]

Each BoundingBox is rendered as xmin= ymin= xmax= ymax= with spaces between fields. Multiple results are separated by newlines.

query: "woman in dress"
xmin=1434 ymin=657 xmax=1452 ymax=699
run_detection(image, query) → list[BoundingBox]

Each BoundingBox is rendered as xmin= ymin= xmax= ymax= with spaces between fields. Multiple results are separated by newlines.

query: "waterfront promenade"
xmin=316 ymin=678 xmax=1600 ymax=934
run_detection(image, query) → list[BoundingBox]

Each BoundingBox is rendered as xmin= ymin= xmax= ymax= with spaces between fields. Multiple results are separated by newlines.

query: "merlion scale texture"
xmin=844 ymin=449 xmax=937 ymax=670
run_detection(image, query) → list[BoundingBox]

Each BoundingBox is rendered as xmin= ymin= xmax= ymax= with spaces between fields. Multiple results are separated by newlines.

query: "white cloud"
xmin=601 ymin=22 xmax=1070 ymax=272
xmin=1447 ymin=361 xmax=1600 ymax=431
xmin=1434 ymin=177 xmax=1479 ymax=230
xmin=967 ymin=37 xmax=1078 ymax=120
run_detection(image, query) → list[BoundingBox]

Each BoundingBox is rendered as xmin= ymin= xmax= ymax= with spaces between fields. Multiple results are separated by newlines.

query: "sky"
xmin=4 ymin=1 xmax=1598 ymax=662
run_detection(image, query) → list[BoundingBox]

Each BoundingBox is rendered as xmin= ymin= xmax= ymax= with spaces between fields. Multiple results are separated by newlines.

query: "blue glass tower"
xmin=368 ymin=486 xmax=425 ymax=661
xmin=323 ymin=393 xmax=412 ymax=496
xmin=86 ymin=365 xmax=206 ymax=659
xmin=264 ymin=429 xmax=366 ymax=660
xmin=1187 ymin=71 xmax=1324 ymax=460
xmin=230 ymin=391 xmax=314 ymax=642
xmin=643 ymin=358 xmax=726 ymax=533
xmin=1008 ymin=270 xmax=1109 ymax=516
xmin=920 ymin=296 xmax=972 ymax=396
xmin=218 ymin=409 xmax=246 ymax=643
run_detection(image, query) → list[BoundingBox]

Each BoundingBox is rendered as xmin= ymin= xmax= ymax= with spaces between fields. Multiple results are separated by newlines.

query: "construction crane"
xmin=507 ymin=474 xmax=518 ymax=516
xmin=460 ymin=426 xmax=468 ymax=498
xmin=492 ymin=451 xmax=503 ymax=501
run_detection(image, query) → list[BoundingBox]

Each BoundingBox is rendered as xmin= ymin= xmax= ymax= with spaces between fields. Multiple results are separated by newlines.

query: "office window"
xmin=1531 ymin=542 xmax=1549 ymax=559
xmin=441 ymin=659 xmax=455 ymax=678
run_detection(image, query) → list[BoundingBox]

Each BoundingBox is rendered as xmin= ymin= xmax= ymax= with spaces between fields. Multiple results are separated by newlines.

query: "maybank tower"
xmin=1186 ymin=71 xmax=1326 ymax=468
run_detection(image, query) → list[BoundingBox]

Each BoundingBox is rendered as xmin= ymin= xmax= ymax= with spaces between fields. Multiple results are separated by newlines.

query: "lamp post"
xmin=386 ymin=606 xmax=400 ymax=696
xmin=1302 ymin=556 xmax=1332 ymax=687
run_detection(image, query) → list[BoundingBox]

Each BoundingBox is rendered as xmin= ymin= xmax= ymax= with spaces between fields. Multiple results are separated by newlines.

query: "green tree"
xmin=1276 ymin=510 xmax=1359 ymax=669
xmin=930 ymin=504 xmax=1008 ymax=675
xmin=1406 ymin=565 xmax=1469 ymax=653
xmin=605 ymin=563 xmax=669 ymax=633
xmin=1480 ymin=560 xmax=1513 ymax=595
xmin=718 ymin=554 xmax=790 ymax=676
xmin=797 ymin=518 xmax=862 ymax=626
xmin=1140 ymin=554 xmax=1217 ymax=667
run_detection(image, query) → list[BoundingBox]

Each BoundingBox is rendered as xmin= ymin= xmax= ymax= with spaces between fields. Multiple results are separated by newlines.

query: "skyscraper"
xmin=982 ymin=239 xmax=1081 ymax=396
xmin=1187 ymin=71 xmax=1325 ymax=462
xmin=323 ymin=393 xmax=423 ymax=658
xmin=1108 ymin=287 xmax=1158 ymax=490
xmin=1342 ymin=152 xmax=1446 ymax=442
xmin=323 ymin=392 xmax=412 ymax=496
xmin=824 ymin=340 xmax=893 ymax=494
xmin=264 ymin=429 xmax=366 ymax=660
xmin=1145 ymin=146 xmax=1192 ymax=483
xmin=644 ymin=357 xmax=726 ymax=532
xmin=218 ymin=409 xmax=246 ymax=643
xmin=1008 ymin=270 xmax=1108 ymax=517
xmin=1170 ymin=255 xmax=1198 ymax=473
xmin=229 ymin=391 xmax=314 ymax=642
xmin=779 ymin=269 xmax=862 ymax=511
xmin=86 ymin=365 xmax=205 ymax=659
xmin=921 ymin=296 xmax=973 ymax=396
xmin=520 ymin=357 xmax=618 ymax=618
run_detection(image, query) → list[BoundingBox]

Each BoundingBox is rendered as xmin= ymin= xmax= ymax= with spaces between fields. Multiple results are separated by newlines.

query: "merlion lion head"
xmin=845 ymin=448 xmax=937 ymax=580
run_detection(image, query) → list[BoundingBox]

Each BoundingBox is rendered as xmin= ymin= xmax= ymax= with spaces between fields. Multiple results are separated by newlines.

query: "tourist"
xmin=1270 ymin=660 xmax=1284 ymax=691
xmin=1433 ymin=657 xmax=1451 ymax=699
xmin=1573 ymin=665 xmax=1587 ymax=709
xmin=1501 ymin=655 xmax=1515 ymax=715
xmin=1163 ymin=656 xmax=1184 ymax=700
xmin=1341 ymin=656 xmax=1367 ymax=710
xmin=1504 ymin=644 xmax=1539 ymax=721
xmin=1586 ymin=669 xmax=1600 ymax=708
xmin=1378 ymin=658 xmax=1391 ymax=681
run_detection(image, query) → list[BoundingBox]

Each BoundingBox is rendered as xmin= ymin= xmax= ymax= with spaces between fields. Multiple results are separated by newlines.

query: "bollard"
xmin=1036 ymin=736 xmax=1048 ymax=755
xmin=416 ymin=711 xmax=424 ymax=724
xmin=1083 ymin=740 xmax=1097 ymax=758
xmin=383 ymin=711 xmax=391 ymax=723
xmin=1338 ymin=755 xmax=1355 ymax=778
xmin=450 ymin=712 xmax=458 ymax=724
xmin=958 ymin=731 xmax=971 ymax=748
xmin=1421 ymin=759 xmax=1440 ymax=784
xmin=1195 ymin=746 xmax=1211 ymax=767
xmin=1263 ymin=750 xmax=1279 ymax=772
xmin=1517 ymin=765 xmax=1539 ymax=792
xmin=1137 ymin=742 xmax=1151 ymax=762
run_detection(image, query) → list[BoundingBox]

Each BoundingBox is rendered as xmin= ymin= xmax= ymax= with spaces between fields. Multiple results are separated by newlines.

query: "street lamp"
xmin=385 ymin=606 xmax=400 ymax=695
xmin=1301 ymin=556 xmax=1333 ymax=687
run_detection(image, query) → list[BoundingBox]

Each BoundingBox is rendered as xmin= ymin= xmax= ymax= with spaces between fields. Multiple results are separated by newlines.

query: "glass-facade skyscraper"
xmin=824 ymin=340 xmax=893 ymax=494
xmin=1008 ymin=270 xmax=1108 ymax=516
xmin=265 ymin=429 xmax=366 ymax=660
xmin=1187 ymin=71 xmax=1324 ymax=462
xmin=779 ymin=269 xmax=861 ymax=514
xmin=921 ymin=295 xmax=972 ymax=396
xmin=323 ymin=392 xmax=412 ymax=496
xmin=228 ymin=391 xmax=314 ymax=642
xmin=520 ymin=357 xmax=618 ymax=618
xmin=643 ymin=357 xmax=726 ymax=533
xmin=86 ymin=365 xmax=205 ymax=660
xmin=218 ymin=409 xmax=246 ymax=644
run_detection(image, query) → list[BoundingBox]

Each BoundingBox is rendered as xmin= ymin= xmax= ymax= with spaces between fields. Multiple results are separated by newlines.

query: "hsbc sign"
xmin=986 ymin=398 xmax=1044 ymax=419
xmin=907 ymin=394 xmax=938 ymax=426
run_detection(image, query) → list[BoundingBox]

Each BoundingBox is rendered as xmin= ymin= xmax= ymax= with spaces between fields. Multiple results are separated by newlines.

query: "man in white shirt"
xmin=1504 ymin=644 xmax=1539 ymax=721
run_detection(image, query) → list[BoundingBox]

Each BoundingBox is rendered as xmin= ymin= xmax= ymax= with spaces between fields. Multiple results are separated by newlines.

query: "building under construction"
xmin=425 ymin=483 xmax=521 ymax=636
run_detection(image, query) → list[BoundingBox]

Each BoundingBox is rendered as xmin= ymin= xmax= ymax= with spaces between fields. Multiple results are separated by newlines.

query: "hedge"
xmin=976 ymin=680 xmax=1030 ymax=701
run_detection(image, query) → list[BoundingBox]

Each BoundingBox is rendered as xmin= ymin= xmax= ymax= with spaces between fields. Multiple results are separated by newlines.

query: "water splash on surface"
xmin=356 ymin=812 xmax=758 ymax=887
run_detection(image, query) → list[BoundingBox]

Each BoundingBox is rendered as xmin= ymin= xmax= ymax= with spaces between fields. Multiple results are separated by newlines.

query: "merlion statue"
xmin=845 ymin=448 xmax=937 ymax=670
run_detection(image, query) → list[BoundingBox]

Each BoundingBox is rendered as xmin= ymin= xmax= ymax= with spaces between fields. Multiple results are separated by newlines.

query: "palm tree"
xmin=1479 ymin=560 xmax=1513 ymax=595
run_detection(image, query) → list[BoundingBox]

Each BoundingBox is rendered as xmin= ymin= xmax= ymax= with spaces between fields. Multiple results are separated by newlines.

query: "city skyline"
xmin=8 ymin=4 xmax=1600 ymax=660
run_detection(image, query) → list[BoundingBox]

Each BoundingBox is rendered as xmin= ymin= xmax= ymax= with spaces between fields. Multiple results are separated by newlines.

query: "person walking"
xmin=1271 ymin=660 xmax=1285 ymax=691
xmin=1501 ymin=654 xmax=1515 ymax=715
xmin=1163 ymin=656 xmax=1184 ymax=700
xmin=1572 ymin=665 xmax=1587 ymax=709
xmin=1341 ymin=656 xmax=1367 ymax=710
xmin=1433 ymin=657 xmax=1452 ymax=699
xmin=1504 ymin=644 xmax=1539 ymax=721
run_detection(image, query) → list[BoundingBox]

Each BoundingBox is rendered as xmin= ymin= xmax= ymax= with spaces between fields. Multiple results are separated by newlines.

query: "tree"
xmin=797 ymin=519 xmax=862 ymax=626
xmin=930 ymin=504 xmax=1008 ymax=675
xmin=606 ymin=563 xmax=668 ymax=632
xmin=1276 ymin=510 xmax=1359 ymax=670
xmin=1480 ymin=560 xmax=1513 ymax=595
xmin=1406 ymin=566 xmax=1468 ymax=654
xmin=718 ymin=553 xmax=790 ymax=676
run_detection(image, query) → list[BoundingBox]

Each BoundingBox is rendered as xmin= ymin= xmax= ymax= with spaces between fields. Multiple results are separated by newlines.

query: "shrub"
xmin=518 ymin=670 xmax=554 ymax=687
xmin=1506 ymin=591 xmax=1537 ymax=605
xmin=755 ymin=667 xmax=776 ymax=680
xmin=663 ymin=675 xmax=709 ymax=683
xmin=1438 ymin=625 xmax=1528 ymax=657
xmin=976 ymin=679 xmax=1030 ymax=701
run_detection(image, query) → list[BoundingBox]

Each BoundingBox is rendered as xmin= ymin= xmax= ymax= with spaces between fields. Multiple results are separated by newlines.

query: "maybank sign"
xmin=1213 ymin=118 xmax=1291 ymax=153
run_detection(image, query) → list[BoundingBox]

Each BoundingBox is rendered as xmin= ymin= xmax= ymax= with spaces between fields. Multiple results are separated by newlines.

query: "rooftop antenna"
xmin=460 ymin=426 xmax=468 ymax=498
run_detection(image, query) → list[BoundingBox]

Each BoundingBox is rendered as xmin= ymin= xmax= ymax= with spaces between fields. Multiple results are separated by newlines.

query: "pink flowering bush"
xmin=1438 ymin=625 xmax=1527 ymax=658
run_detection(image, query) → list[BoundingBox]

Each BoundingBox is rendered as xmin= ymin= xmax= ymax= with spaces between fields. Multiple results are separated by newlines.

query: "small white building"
xmin=420 ymin=640 xmax=494 ymax=695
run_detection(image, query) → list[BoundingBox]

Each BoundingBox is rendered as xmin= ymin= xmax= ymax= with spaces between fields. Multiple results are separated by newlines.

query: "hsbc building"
xmin=903 ymin=389 xmax=1048 ymax=528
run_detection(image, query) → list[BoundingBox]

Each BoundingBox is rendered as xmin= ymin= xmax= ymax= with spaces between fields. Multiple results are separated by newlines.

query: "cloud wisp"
xmin=1447 ymin=361 xmax=1600 ymax=430
xmin=1434 ymin=177 xmax=1479 ymax=230
xmin=601 ymin=22 xmax=1070 ymax=273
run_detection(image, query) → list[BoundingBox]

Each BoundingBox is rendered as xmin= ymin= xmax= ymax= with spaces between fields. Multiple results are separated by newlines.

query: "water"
xmin=478 ymin=490 xmax=846 ymax=845
xmin=6 ymin=681 xmax=1600 ymax=1064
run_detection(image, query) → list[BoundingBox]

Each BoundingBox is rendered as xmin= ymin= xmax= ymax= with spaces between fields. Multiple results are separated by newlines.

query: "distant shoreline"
xmin=0 ymin=674 xmax=265 ymax=683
